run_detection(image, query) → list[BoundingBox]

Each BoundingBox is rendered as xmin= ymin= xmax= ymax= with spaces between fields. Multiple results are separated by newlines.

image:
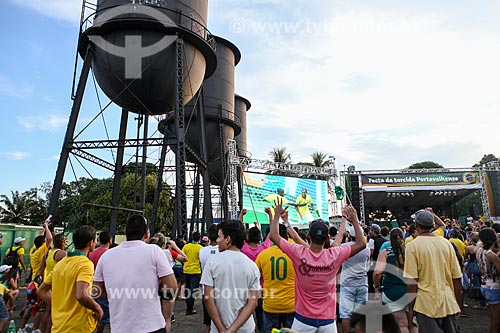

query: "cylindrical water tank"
xmin=234 ymin=94 xmax=251 ymax=158
xmin=79 ymin=0 xmax=216 ymax=115
xmin=159 ymin=36 xmax=241 ymax=185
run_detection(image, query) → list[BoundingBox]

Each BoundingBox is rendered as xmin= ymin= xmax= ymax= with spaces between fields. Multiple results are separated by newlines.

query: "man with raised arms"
xmin=269 ymin=202 xmax=366 ymax=333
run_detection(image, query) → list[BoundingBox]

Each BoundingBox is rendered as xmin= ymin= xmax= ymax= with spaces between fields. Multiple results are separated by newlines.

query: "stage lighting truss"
xmin=386 ymin=191 xmax=414 ymax=198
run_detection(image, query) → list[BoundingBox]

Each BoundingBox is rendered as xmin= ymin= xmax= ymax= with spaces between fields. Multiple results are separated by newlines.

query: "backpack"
xmin=3 ymin=247 xmax=20 ymax=267
xmin=26 ymin=281 xmax=39 ymax=303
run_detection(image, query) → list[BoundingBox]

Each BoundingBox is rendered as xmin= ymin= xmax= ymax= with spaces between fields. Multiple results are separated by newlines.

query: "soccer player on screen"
xmin=293 ymin=189 xmax=319 ymax=224
xmin=264 ymin=188 xmax=289 ymax=219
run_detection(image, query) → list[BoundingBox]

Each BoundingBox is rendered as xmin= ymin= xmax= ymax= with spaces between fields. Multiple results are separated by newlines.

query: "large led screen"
xmin=242 ymin=172 xmax=329 ymax=224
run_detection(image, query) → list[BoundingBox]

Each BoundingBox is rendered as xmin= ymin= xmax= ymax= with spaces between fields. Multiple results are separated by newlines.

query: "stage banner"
xmin=485 ymin=171 xmax=500 ymax=217
xmin=361 ymin=171 xmax=480 ymax=187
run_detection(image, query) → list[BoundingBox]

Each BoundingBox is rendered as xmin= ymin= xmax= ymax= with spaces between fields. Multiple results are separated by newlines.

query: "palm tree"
xmin=0 ymin=190 xmax=34 ymax=224
xmin=269 ymin=147 xmax=291 ymax=164
xmin=311 ymin=152 xmax=332 ymax=168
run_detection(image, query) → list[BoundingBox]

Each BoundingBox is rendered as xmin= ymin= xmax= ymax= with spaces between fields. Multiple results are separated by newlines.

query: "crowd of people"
xmin=0 ymin=204 xmax=499 ymax=333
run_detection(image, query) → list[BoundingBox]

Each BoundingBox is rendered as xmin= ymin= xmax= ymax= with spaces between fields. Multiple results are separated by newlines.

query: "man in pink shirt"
xmin=240 ymin=209 xmax=272 ymax=262
xmin=269 ymin=204 xmax=366 ymax=333
xmin=241 ymin=227 xmax=272 ymax=262
xmin=93 ymin=215 xmax=177 ymax=333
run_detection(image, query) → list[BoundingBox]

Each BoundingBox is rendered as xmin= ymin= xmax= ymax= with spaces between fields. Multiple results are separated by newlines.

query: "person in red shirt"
xmin=88 ymin=232 xmax=112 ymax=269
xmin=87 ymin=231 xmax=112 ymax=333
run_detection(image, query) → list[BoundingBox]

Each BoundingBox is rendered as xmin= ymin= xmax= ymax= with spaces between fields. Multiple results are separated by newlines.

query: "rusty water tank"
xmin=234 ymin=94 xmax=251 ymax=158
xmin=79 ymin=0 xmax=216 ymax=115
xmin=158 ymin=36 xmax=241 ymax=185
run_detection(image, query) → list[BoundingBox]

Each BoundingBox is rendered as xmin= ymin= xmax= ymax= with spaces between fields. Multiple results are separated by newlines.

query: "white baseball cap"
xmin=14 ymin=237 xmax=26 ymax=244
xmin=0 ymin=265 xmax=12 ymax=273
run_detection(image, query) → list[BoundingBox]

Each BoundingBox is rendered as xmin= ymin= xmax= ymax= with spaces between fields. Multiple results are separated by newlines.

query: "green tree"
xmin=473 ymin=154 xmax=499 ymax=167
xmin=53 ymin=175 xmax=173 ymax=234
xmin=408 ymin=161 xmax=444 ymax=169
xmin=269 ymin=147 xmax=291 ymax=163
xmin=311 ymin=152 xmax=332 ymax=168
xmin=454 ymin=192 xmax=482 ymax=217
xmin=123 ymin=162 xmax=159 ymax=175
xmin=297 ymin=152 xmax=333 ymax=179
xmin=0 ymin=189 xmax=47 ymax=225
xmin=24 ymin=188 xmax=48 ymax=224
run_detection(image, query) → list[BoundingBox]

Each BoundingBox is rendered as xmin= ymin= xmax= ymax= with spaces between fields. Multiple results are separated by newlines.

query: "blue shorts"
xmin=96 ymin=298 xmax=110 ymax=324
xmin=481 ymin=288 xmax=500 ymax=305
xmin=173 ymin=264 xmax=184 ymax=280
xmin=339 ymin=285 xmax=368 ymax=319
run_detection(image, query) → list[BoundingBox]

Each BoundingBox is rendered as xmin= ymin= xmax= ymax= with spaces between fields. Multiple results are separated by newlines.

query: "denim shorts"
xmin=263 ymin=311 xmax=295 ymax=333
xmin=481 ymin=287 xmax=500 ymax=305
xmin=339 ymin=285 xmax=368 ymax=319
xmin=96 ymin=298 xmax=110 ymax=324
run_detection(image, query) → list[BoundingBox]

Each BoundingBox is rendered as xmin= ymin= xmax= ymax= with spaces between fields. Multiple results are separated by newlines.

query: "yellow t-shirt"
xmin=5 ymin=246 xmax=25 ymax=267
xmin=255 ymin=245 xmax=295 ymax=313
xmin=265 ymin=194 xmax=289 ymax=218
xmin=182 ymin=243 xmax=203 ymax=274
xmin=433 ymin=228 xmax=445 ymax=237
xmin=403 ymin=236 xmax=462 ymax=318
xmin=295 ymin=195 xmax=313 ymax=217
xmin=265 ymin=194 xmax=289 ymax=206
xmin=45 ymin=255 xmax=97 ymax=333
xmin=45 ymin=249 xmax=62 ymax=280
xmin=405 ymin=236 xmax=414 ymax=244
xmin=31 ymin=243 xmax=48 ymax=280
xmin=0 ymin=284 xmax=10 ymax=296
xmin=449 ymin=238 xmax=466 ymax=256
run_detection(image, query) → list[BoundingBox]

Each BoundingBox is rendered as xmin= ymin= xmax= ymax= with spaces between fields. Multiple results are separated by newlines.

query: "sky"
xmin=1 ymin=0 xmax=500 ymax=196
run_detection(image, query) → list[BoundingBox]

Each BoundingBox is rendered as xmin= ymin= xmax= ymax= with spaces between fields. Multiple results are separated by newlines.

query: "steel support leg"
xmin=109 ymin=109 xmax=128 ymax=239
xmin=140 ymin=116 xmax=149 ymax=212
xmin=48 ymin=49 xmax=93 ymax=217
xmin=195 ymin=90 xmax=213 ymax=230
xmin=174 ymin=38 xmax=188 ymax=238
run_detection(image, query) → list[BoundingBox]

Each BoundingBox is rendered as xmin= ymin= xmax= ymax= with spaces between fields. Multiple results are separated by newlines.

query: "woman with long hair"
xmin=38 ymin=233 xmax=66 ymax=333
xmin=373 ymin=227 xmax=414 ymax=333
xmin=0 ymin=266 xmax=19 ymax=319
xmin=477 ymin=228 xmax=500 ymax=333
xmin=464 ymin=232 xmax=488 ymax=309
xmin=150 ymin=233 xmax=187 ymax=333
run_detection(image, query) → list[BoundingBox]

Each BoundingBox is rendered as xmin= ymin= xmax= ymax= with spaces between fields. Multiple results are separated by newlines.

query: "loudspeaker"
xmin=347 ymin=175 xmax=361 ymax=214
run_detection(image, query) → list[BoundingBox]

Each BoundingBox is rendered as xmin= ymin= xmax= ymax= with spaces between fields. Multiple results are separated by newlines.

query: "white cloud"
xmin=0 ymin=152 xmax=31 ymax=160
xmin=8 ymin=0 xmax=81 ymax=24
xmin=219 ymin=6 xmax=500 ymax=169
xmin=0 ymin=74 xmax=33 ymax=98
xmin=17 ymin=114 xmax=67 ymax=133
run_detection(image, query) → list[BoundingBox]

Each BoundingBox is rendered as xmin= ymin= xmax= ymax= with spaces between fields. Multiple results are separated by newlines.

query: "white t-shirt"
xmin=94 ymin=240 xmax=174 ymax=333
xmin=164 ymin=249 xmax=175 ymax=267
xmin=201 ymin=250 xmax=260 ymax=333
xmin=199 ymin=245 xmax=219 ymax=271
